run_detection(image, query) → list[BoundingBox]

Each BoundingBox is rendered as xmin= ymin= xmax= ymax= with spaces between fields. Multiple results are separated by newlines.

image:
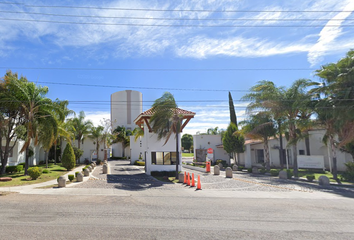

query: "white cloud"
xmin=307 ymin=0 xmax=354 ymax=66
xmin=84 ymin=111 xmax=111 ymax=127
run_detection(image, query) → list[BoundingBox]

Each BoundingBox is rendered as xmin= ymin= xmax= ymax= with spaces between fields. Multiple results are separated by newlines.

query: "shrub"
xmin=306 ymin=174 xmax=315 ymax=182
xmin=42 ymin=169 xmax=49 ymax=174
xmin=61 ymin=143 xmax=76 ymax=170
xmin=215 ymin=159 xmax=227 ymax=167
xmin=82 ymin=167 xmax=87 ymax=172
xmin=6 ymin=166 xmax=17 ymax=174
xmin=75 ymin=171 xmax=80 ymax=178
xmin=238 ymin=166 xmax=244 ymax=171
xmin=72 ymin=146 xmax=84 ymax=163
xmin=96 ymin=159 xmax=102 ymax=165
xmin=48 ymin=159 xmax=55 ymax=163
xmin=342 ymin=162 xmax=354 ymax=182
xmin=247 ymin=168 xmax=252 ymax=173
xmin=259 ymin=168 xmax=266 ymax=174
xmin=16 ymin=164 xmax=23 ymax=173
xmin=19 ymin=162 xmax=26 ymax=167
xmin=28 ymin=167 xmax=42 ymax=180
xmin=286 ymin=169 xmax=293 ymax=179
xmin=134 ymin=160 xmax=145 ymax=166
xmin=68 ymin=174 xmax=75 ymax=182
xmin=270 ymin=169 xmax=280 ymax=176
xmin=151 ymin=171 xmax=176 ymax=177
xmin=84 ymin=159 xmax=90 ymax=165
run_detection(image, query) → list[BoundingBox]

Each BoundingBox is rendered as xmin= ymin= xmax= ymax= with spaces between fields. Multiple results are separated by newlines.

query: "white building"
xmin=193 ymin=135 xmax=230 ymax=163
xmin=110 ymin=90 xmax=143 ymax=158
xmin=132 ymin=108 xmax=195 ymax=175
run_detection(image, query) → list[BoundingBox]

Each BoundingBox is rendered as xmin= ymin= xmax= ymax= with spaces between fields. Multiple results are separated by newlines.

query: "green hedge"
xmin=28 ymin=167 xmax=42 ymax=180
xmin=270 ymin=169 xmax=280 ymax=176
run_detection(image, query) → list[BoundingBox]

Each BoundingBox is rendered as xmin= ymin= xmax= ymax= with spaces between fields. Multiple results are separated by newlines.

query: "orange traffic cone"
xmin=191 ymin=173 xmax=195 ymax=187
xmin=196 ymin=175 xmax=202 ymax=190
xmin=187 ymin=172 xmax=190 ymax=186
xmin=184 ymin=172 xmax=187 ymax=184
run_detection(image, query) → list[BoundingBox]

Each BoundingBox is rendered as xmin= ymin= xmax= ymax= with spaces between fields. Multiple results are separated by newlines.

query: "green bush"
xmin=61 ymin=143 xmax=76 ymax=170
xmin=6 ymin=166 xmax=17 ymax=174
xmin=342 ymin=162 xmax=354 ymax=182
xmin=28 ymin=167 xmax=42 ymax=180
xmin=48 ymin=159 xmax=55 ymax=163
xmin=96 ymin=159 xmax=102 ymax=165
xmin=72 ymin=146 xmax=84 ymax=163
xmin=238 ymin=166 xmax=244 ymax=171
xmin=215 ymin=159 xmax=227 ymax=167
xmin=286 ymin=169 xmax=293 ymax=179
xmin=247 ymin=168 xmax=252 ymax=173
xmin=270 ymin=169 xmax=280 ymax=176
xmin=19 ymin=162 xmax=26 ymax=167
xmin=68 ymin=174 xmax=74 ymax=182
xmin=75 ymin=171 xmax=80 ymax=178
xmin=42 ymin=169 xmax=49 ymax=174
xmin=16 ymin=164 xmax=23 ymax=173
xmin=259 ymin=168 xmax=266 ymax=174
xmin=134 ymin=160 xmax=145 ymax=166
xmin=306 ymin=174 xmax=315 ymax=182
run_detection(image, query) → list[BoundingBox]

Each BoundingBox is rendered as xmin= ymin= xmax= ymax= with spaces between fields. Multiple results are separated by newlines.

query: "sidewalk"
xmin=0 ymin=165 xmax=91 ymax=194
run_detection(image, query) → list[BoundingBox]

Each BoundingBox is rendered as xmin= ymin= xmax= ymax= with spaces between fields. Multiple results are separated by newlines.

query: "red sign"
xmin=207 ymin=148 xmax=213 ymax=154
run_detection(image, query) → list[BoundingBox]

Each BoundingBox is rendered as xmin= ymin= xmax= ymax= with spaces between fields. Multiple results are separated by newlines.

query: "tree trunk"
xmin=25 ymin=146 xmax=29 ymax=175
xmin=290 ymin=123 xmax=298 ymax=177
xmin=278 ymin=120 xmax=284 ymax=169
xmin=305 ymin=132 xmax=311 ymax=156
xmin=330 ymin=135 xmax=338 ymax=180
xmin=54 ymin=142 xmax=57 ymax=164
xmin=45 ymin=151 xmax=48 ymax=168
xmin=122 ymin=143 xmax=125 ymax=158
xmin=97 ymin=143 xmax=100 ymax=161
xmin=264 ymin=138 xmax=270 ymax=171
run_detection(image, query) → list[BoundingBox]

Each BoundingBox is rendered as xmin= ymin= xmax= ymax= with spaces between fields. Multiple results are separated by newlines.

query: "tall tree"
xmin=150 ymin=92 xmax=181 ymax=178
xmin=223 ymin=123 xmax=244 ymax=165
xmin=240 ymin=112 xmax=277 ymax=171
xmin=229 ymin=92 xmax=237 ymax=126
xmin=113 ymin=126 xmax=132 ymax=158
xmin=70 ymin=111 xmax=93 ymax=162
xmin=181 ymin=134 xmax=193 ymax=151
xmin=6 ymin=77 xmax=62 ymax=174
xmin=0 ymin=71 xmax=26 ymax=174
xmin=88 ymin=126 xmax=104 ymax=161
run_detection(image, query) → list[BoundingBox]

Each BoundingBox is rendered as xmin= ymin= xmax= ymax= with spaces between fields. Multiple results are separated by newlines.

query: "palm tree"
xmin=7 ymin=79 xmax=62 ymax=174
xmin=70 ymin=111 xmax=93 ymax=162
xmin=113 ymin=126 xmax=131 ymax=158
xmin=240 ymin=112 xmax=277 ymax=171
xmin=150 ymin=92 xmax=182 ymax=178
xmin=88 ymin=126 xmax=104 ymax=161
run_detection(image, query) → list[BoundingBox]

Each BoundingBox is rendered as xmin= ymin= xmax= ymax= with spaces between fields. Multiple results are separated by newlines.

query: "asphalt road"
xmin=0 ymin=194 xmax=353 ymax=240
xmin=0 ymin=160 xmax=353 ymax=240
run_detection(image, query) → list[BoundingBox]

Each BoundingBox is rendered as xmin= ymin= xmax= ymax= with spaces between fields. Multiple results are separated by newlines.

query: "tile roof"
xmin=134 ymin=107 xmax=195 ymax=123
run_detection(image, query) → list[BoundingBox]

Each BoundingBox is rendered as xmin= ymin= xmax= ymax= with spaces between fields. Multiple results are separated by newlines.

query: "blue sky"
xmin=1 ymin=0 xmax=354 ymax=135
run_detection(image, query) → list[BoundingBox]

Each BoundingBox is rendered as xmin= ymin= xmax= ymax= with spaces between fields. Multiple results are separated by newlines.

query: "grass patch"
xmin=297 ymin=169 xmax=354 ymax=185
xmin=0 ymin=164 xmax=69 ymax=187
xmin=182 ymin=153 xmax=194 ymax=157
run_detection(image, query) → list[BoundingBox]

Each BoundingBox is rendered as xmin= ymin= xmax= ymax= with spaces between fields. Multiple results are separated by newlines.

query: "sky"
xmin=1 ymin=0 xmax=354 ymax=135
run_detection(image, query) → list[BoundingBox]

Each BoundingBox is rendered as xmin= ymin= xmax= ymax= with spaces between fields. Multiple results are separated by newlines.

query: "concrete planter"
xmin=77 ymin=172 xmax=83 ymax=182
xmin=214 ymin=165 xmax=220 ymax=175
xmin=226 ymin=167 xmax=233 ymax=178
xmin=58 ymin=176 xmax=66 ymax=187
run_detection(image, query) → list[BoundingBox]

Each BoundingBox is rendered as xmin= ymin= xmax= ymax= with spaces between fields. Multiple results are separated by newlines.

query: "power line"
xmin=0 ymin=17 xmax=351 ymax=27
xmin=0 ymin=10 xmax=352 ymax=22
xmin=0 ymin=67 xmax=315 ymax=71
xmin=0 ymin=2 xmax=351 ymax=13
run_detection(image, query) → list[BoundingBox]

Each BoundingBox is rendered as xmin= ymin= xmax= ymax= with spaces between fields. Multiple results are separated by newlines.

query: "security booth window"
xmin=151 ymin=152 xmax=176 ymax=165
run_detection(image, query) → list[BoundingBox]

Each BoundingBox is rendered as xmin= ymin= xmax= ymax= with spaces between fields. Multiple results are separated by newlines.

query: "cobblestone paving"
xmin=72 ymin=160 xmax=354 ymax=196
xmin=72 ymin=160 xmax=182 ymax=191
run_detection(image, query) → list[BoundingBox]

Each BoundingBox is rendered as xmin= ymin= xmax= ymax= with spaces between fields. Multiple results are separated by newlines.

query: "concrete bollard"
xmin=279 ymin=170 xmax=287 ymax=179
xmin=178 ymin=173 xmax=184 ymax=183
xmin=214 ymin=165 xmax=220 ymax=175
xmin=252 ymin=167 xmax=259 ymax=174
xmin=58 ymin=176 xmax=66 ymax=187
xmin=232 ymin=165 xmax=238 ymax=171
xmin=218 ymin=163 xmax=223 ymax=170
xmin=76 ymin=172 xmax=83 ymax=182
xmin=91 ymin=163 xmax=95 ymax=169
xmin=88 ymin=166 xmax=92 ymax=172
xmin=225 ymin=167 xmax=233 ymax=178
xmin=103 ymin=164 xmax=108 ymax=174
xmin=84 ymin=168 xmax=90 ymax=176
xmin=319 ymin=176 xmax=330 ymax=186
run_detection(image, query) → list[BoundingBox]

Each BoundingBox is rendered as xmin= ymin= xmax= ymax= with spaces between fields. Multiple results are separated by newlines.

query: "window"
xmin=299 ymin=150 xmax=305 ymax=155
xmin=255 ymin=149 xmax=264 ymax=163
xmin=151 ymin=152 xmax=176 ymax=165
